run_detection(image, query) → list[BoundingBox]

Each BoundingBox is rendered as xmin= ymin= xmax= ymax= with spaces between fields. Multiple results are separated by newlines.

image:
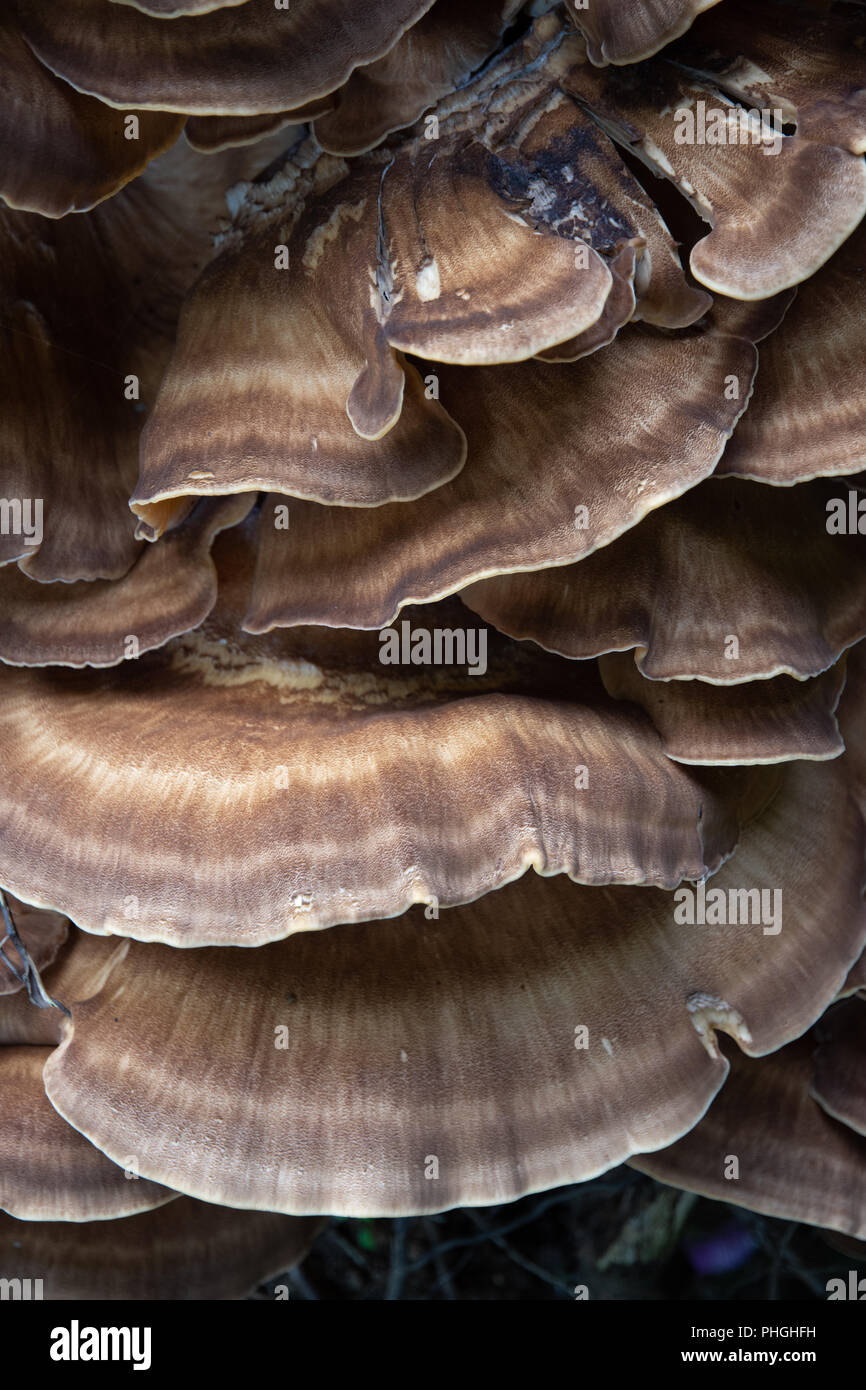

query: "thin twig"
xmin=326 ymin=1225 xmax=371 ymax=1271
xmin=467 ymin=1210 xmax=575 ymax=1296
xmin=424 ymin=1218 xmax=458 ymax=1299
xmin=403 ymin=1187 xmax=595 ymax=1278
xmin=385 ymin=1219 xmax=408 ymax=1301
xmin=0 ymin=889 xmax=70 ymax=1015
xmin=286 ymin=1266 xmax=319 ymax=1301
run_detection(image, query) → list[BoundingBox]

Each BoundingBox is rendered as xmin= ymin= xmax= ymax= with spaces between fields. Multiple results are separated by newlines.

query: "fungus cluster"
xmin=1 ymin=0 xmax=865 ymax=1298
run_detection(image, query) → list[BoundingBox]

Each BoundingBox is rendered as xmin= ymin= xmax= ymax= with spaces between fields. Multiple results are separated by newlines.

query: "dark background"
xmin=253 ymin=1167 xmax=865 ymax=1300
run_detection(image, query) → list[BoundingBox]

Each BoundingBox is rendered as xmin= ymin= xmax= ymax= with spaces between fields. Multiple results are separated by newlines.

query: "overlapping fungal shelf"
xmin=1 ymin=0 xmax=865 ymax=1298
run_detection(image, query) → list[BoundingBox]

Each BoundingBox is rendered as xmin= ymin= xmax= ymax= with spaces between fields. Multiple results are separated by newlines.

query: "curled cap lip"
xmin=598 ymin=651 xmax=847 ymax=767
xmin=0 ymin=496 xmax=253 ymax=670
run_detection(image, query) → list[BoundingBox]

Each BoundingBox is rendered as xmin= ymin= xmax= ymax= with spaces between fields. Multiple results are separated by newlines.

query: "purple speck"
xmin=686 ymin=1222 xmax=756 ymax=1276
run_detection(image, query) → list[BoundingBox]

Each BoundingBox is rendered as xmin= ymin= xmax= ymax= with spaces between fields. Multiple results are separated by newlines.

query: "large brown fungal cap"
xmin=375 ymin=137 xmax=613 ymax=367
xmin=633 ymin=630 xmax=866 ymax=1229
xmin=0 ymin=656 xmax=747 ymax=947
xmin=0 ymin=527 xmax=758 ymax=946
xmin=2 ymin=0 xmax=865 ymax=1254
xmin=463 ymin=478 xmax=866 ymax=683
xmin=134 ymin=15 xmax=714 ymax=524
xmin=0 ymin=1196 xmax=322 ymax=1299
xmin=134 ymin=146 xmax=469 ymax=519
xmin=376 ymin=16 xmax=706 ymax=335
xmin=38 ymin=756 xmax=866 ymax=1214
xmin=675 ymin=0 xmax=866 ymax=154
xmin=243 ymin=316 xmax=757 ymax=632
xmin=19 ymin=0 xmax=438 ymax=115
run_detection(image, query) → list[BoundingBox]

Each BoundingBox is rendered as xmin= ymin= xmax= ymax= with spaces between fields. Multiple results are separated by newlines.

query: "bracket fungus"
xmin=0 ymin=533 xmax=758 ymax=945
xmin=312 ymin=0 xmax=527 ymax=157
xmin=566 ymin=23 xmax=866 ymax=296
xmin=0 ymin=132 xmax=297 ymax=580
xmin=0 ymin=496 xmax=253 ymax=668
xmin=242 ymin=316 xmax=758 ymax=631
xmin=2 ymin=0 xmax=866 ymax=1300
xmin=28 ymin=753 xmax=866 ymax=1216
xmin=674 ymin=0 xmax=866 ymax=154
xmin=463 ymin=478 xmax=866 ymax=682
